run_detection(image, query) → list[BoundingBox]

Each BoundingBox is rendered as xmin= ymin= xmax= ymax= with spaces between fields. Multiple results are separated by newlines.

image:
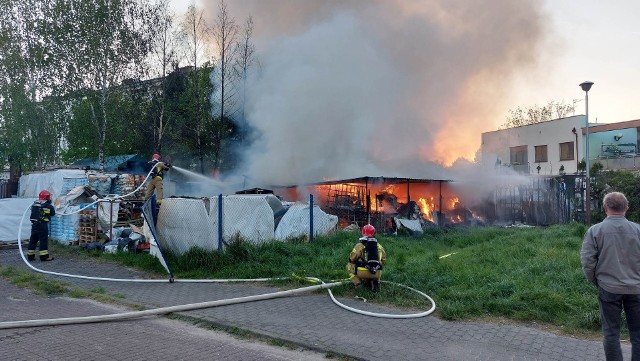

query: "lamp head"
xmin=614 ymin=133 xmax=623 ymax=141
xmin=579 ymin=81 xmax=594 ymax=92
xmin=571 ymin=127 xmax=577 ymax=134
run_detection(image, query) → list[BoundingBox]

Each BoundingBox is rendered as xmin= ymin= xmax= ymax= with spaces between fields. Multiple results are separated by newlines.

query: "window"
xmin=534 ymin=145 xmax=548 ymax=163
xmin=559 ymin=142 xmax=574 ymax=161
xmin=510 ymin=145 xmax=527 ymax=165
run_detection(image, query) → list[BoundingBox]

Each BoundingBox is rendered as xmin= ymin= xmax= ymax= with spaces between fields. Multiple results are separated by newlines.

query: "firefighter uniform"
xmin=347 ymin=237 xmax=386 ymax=290
xmin=27 ymin=199 xmax=56 ymax=261
xmin=144 ymin=160 xmax=171 ymax=203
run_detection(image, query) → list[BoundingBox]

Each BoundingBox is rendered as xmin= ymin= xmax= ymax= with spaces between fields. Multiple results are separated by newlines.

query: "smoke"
xmin=206 ymin=0 xmax=549 ymax=187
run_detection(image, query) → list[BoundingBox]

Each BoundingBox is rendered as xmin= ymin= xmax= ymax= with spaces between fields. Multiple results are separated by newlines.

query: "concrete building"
xmin=481 ymin=115 xmax=640 ymax=175
xmin=481 ymin=115 xmax=584 ymax=175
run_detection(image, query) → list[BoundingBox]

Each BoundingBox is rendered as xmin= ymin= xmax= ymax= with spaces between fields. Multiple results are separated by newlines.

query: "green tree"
xmin=58 ymin=0 xmax=160 ymax=171
xmin=590 ymin=169 xmax=640 ymax=223
xmin=0 ymin=0 xmax=62 ymax=176
xmin=177 ymin=65 xmax=217 ymax=174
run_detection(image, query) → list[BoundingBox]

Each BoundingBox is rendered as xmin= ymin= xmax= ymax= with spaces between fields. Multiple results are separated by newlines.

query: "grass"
xmin=8 ymin=223 xmax=607 ymax=337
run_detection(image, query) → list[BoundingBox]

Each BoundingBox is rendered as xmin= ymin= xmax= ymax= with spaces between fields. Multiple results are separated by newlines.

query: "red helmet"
xmin=152 ymin=153 xmax=160 ymax=161
xmin=362 ymin=224 xmax=375 ymax=237
xmin=38 ymin=190 xmax=51 ymax=201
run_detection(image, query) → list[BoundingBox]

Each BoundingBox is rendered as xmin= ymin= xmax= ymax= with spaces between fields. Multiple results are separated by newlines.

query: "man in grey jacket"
xmin=581 ymin=191 xmax=640 ymax=361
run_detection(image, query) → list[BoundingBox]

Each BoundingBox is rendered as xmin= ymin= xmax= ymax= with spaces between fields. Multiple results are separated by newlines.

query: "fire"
xmin=449 ymin=196 xmax=460 ymax=209
xmin=383 ymin=184 xmax=396 ymax=194
xmin=418 ymin=197 xmax=435 ymax=222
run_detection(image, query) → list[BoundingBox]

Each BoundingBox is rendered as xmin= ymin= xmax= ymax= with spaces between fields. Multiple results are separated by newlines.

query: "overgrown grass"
xmin=46 ymin=223 xmax=605 ymax=336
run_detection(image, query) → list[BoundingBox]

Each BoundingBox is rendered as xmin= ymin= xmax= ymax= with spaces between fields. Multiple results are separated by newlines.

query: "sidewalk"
xmin=0 ymin=249 xmax=627 ymax=361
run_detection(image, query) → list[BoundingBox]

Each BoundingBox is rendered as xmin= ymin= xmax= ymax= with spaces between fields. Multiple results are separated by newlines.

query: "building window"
xmin=559 ymin=142 xmax=574 ymax=161
xmin=534 ymin=145 xmax=548 ymax=163
xmin=510 ymin=145 xmax=527 ymax=165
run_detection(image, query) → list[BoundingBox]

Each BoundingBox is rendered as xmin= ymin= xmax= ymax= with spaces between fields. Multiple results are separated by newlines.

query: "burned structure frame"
xmin=274 ymin=176 xmax=452 ymax=233
xmin=274 ymin=174 xmax=577 ymax=232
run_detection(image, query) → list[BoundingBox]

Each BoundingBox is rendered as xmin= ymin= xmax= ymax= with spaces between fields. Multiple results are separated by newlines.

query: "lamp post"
xmin=580 ymin=81 xmax=594 ymax=225
xmin=571 ymin=127 xmax=579 ymax=173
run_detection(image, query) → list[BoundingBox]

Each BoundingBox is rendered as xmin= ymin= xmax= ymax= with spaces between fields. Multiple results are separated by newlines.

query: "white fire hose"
xmin=1 ymin=168 xmax=436 ymax=330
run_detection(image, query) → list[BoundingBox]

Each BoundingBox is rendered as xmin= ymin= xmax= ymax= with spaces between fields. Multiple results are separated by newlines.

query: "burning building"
xmin=271 ymin=174 xmax=577 ymax=233
xmin=272 ymin=176 xmax=480 ymax=234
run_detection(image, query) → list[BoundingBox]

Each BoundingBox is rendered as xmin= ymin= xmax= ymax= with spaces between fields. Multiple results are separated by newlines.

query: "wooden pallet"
xmin=79 ymin=235 xmax=96 ymax=243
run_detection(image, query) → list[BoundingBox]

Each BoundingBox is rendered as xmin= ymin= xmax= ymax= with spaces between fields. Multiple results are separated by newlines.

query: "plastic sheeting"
xmin=156 ymin=198 xmax=216 ymax=255
xmin=275 ymin=203 xmax=338 ymax=241
xmin=18 ymin=169 xmax=87 ymax=203
xmin=149 ymin=195 xmax=338 ymax=256
xmin=210 ymin=195 xmax=278 ymax=246
xmin=0 ymin=198 xmax=36 ymax=241
xmin=395 ymin=218 xmax=424 ymax=236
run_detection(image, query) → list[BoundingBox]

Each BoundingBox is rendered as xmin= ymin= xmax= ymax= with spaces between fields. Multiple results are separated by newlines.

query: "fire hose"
xmin=1 ymin=171 xmax=436 ymax=329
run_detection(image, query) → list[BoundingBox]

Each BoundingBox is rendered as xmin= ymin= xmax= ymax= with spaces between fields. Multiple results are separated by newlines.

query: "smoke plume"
xmin=207 ymin=0 xmax=549 ymax=187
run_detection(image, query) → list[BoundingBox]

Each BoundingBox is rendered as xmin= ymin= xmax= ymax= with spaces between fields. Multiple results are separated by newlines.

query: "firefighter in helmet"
xmin=144 ymin=153 xmax=172 ymax=204
xmin=347 ymin=224 xmax=386 ymax=292
xmin=27 ymin=190 xmax=56 ymax=261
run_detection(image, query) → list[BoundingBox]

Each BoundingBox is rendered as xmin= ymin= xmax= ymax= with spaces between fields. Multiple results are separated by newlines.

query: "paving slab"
xmin=0 ymin=249 xmax=631 ymax=360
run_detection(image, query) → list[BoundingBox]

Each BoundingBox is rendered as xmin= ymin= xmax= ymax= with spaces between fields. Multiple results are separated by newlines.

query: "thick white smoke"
xmin=208 ymin=0 xmax=549 ymax=187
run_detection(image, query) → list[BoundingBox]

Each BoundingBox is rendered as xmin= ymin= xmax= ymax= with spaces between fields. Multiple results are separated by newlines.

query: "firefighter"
xmin=144 ymin=153 xmax=172 ymax=204
xmin=346 ymin=224 xmax=387 ymax=292
xmin=27 ymin=190 xmax=56 ymax=262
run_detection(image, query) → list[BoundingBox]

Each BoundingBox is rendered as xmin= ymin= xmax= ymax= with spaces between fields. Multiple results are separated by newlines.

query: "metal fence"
xmin=491 ymin=175 xmax=578 ymax=226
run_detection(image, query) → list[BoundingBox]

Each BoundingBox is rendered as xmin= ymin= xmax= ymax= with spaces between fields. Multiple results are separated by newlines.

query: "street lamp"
xmin=571 ymin=127 xmax=579 ymax=173
xmin=580 ymin=81 xmax=594 ymax=225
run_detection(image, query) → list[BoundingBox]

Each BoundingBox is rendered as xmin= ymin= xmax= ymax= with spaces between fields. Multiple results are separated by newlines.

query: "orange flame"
xmin=418 ymin=197 xmax=435 ymax=222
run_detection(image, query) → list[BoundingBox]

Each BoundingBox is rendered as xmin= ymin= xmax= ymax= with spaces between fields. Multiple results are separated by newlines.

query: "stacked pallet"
xmin=78 ymin=209 xmax=97 ymax=244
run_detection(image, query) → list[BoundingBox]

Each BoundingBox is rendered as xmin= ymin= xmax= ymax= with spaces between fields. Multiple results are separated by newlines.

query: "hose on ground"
xmin=8 ymin=174 xmax=436 ymax=329
xmin=0 ymin=281 xmax=344 ymax=329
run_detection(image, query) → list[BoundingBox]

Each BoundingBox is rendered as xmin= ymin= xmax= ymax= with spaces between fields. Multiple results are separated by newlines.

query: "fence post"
xmin=218 ymin=194 xmax=223 ymax=251
xmin=309 ymin=194 xmax=314 ymax=243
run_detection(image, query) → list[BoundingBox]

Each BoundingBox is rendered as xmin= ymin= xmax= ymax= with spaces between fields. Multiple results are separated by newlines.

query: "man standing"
xmin=581 ymin=191 xmax=640 ymax=360
xmin=27 ymin=190 xmax=56 ymax=261
xmin=144 ymin=153 xmax=171 ymax=204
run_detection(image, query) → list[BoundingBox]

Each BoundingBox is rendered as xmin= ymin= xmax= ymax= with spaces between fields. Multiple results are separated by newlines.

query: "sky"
xmin=170 ymin=0 xmax=640 ymax=185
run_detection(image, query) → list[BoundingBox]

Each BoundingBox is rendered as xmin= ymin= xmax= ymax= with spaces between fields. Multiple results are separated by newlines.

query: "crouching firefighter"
xmin=347 ymin=224 xmax=386 ymax=292
xmin=144 ymin=153 xmax=172 ymax=204
xmin=27 ymin=190 xmax=56 ymax=262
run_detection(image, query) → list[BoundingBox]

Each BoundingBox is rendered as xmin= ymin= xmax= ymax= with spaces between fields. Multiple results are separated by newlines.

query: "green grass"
xmin=0 ymin=265 xmax=129 ymax=305
xmin=16 ymin=223 xmax=605 ymax=336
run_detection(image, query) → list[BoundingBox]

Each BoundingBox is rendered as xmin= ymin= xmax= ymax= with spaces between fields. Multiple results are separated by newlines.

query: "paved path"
xmin=0 ymin=249 xmax=630 ymax=360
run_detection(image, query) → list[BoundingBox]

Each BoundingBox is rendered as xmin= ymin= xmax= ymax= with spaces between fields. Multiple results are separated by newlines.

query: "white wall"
xmin=480 ymin=115 xmax=585 ymax=175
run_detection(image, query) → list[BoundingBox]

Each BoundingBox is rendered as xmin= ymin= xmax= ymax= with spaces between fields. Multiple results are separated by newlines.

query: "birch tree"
xmin=211 ymin=0 xmax=239 ymax=171
xmin=148 ymin=0 xmax=180 ymax=154
xmin=234 ymin=15 xmax=256 ymax=145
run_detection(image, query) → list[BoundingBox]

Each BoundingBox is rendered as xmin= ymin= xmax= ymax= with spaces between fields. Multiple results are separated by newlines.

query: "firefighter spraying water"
xmin=144 ymin=154 xmax=172 ymax=204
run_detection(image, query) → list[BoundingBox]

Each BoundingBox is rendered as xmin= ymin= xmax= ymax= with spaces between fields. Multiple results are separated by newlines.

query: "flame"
xmin=418 ymin=197 xmax=435 ymax=222
xmin=449 ymin=196 xmax=459 ymax=209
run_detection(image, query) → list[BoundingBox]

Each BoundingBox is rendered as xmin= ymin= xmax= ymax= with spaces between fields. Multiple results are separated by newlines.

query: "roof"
xmin=275 ymin=176 xmax=452 ymax=188
xmin=583 ymin=119 xmax=640 ymax=134
xmin=70 ymin=154 xmax=148 ymax=173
